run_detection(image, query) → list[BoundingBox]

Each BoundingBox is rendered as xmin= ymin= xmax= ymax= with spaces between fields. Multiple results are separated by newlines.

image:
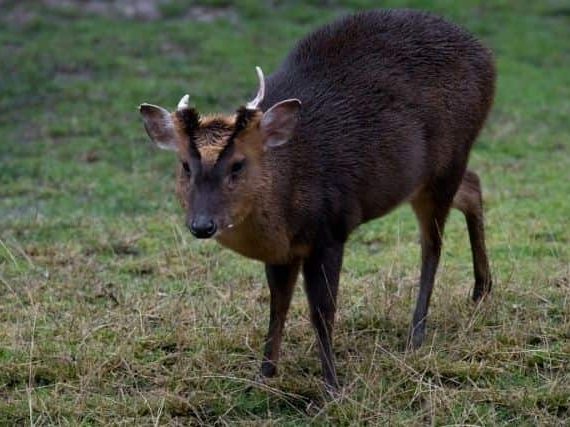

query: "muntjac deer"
xmin=139 ymin=9 xmax=495 ymax=389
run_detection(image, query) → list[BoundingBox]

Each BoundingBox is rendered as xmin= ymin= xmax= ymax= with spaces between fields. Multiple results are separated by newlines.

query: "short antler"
xmin=246 ymin=66 xmax=265 ymax=110
xmin=177 ymin=94 xmax=190 ymax=110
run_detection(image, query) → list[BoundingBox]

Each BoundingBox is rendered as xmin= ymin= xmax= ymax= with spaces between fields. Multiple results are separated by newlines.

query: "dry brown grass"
xmin=1 ymin=0 xmax=569 ymax=424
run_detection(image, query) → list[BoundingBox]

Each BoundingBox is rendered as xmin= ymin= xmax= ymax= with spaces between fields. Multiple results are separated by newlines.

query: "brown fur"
xmin=144 ymin=9 xmax=496 ymax=389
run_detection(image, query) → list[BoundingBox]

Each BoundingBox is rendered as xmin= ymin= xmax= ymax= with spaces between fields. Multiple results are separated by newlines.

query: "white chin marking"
xmin=227 ymin=224 xmax=234 ymax=229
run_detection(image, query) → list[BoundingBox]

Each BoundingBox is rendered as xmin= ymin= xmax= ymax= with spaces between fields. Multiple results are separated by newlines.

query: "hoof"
xmin=260 ymin=360 xmax=277 ymax=378
xmin=472 ymin=279 xmax=492 ymax=302
xmin=323 ymin=371 xmax=340 ymax=397
xmin=324 ymin=381 xmax=341 ymax=398
xmin=407 ymin=327 xmax=425 ymax=351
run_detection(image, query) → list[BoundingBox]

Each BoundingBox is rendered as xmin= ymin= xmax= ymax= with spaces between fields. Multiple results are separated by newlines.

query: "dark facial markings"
xmin=212 ymin=106 xmax=259 ymax=167
xmin=178 ymin=107 xmax=258 ymax=196
xmin=175 ymin=108 xmax=201 ymax=159
xmin=181 ymin=160 xmax=191 ymax=175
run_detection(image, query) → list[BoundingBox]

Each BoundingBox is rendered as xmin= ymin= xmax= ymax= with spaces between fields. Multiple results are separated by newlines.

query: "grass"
xmin=1 ymin=0 xmax=569 ymax=424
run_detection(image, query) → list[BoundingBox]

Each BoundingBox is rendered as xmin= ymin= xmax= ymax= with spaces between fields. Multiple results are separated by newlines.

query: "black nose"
xmin=189 ymin=217 xmax=217 ymax=239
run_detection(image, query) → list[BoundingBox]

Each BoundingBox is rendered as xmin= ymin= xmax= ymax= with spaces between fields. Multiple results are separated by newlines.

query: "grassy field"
xmin=1 ymin=0 xmax=569 ymax=425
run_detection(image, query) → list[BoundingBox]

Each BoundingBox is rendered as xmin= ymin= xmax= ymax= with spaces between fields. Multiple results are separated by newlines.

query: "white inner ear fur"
xmin=260 ymin=98 xmax=301 ymax=148
xmin=139 ymin=103 xmax=179 ymax=152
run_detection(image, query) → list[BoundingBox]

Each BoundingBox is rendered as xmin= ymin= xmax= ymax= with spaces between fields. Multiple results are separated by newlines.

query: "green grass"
xmin=1 ymin=0 xmax=569 ymax=424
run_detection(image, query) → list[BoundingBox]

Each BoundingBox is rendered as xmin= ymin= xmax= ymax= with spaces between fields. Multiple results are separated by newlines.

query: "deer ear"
xmin=139 ymin=103 xmax=178 ymax=151
xmin=260 ymin=99 xmax=301 ymax=148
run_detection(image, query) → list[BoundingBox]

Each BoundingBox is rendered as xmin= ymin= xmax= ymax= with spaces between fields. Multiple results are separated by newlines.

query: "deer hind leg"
xmin=452 ymin=169 xmax=492 ymax=302
xmin=408 ymin=186 xmax=454 ymax=349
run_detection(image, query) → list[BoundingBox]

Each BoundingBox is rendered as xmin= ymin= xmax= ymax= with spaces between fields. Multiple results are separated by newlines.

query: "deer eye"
xmin=230 ymin=160 xmax=245 ymax=176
